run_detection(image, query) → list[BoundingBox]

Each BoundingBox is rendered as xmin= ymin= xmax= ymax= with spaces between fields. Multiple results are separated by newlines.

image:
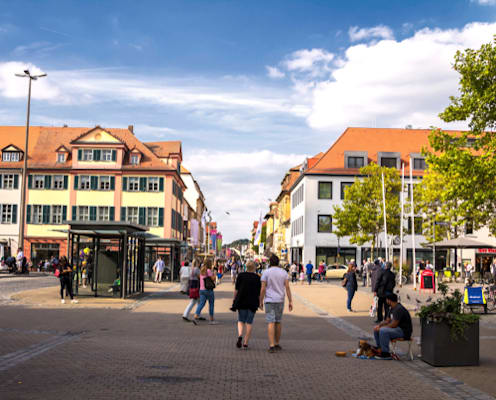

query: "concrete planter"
xmin=420 ymin=318 xmax=479 ymax=367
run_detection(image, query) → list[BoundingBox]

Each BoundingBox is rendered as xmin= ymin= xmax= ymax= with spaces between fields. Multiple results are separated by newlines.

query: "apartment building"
xmin=181 ymin=165 xmax=207 ymax=251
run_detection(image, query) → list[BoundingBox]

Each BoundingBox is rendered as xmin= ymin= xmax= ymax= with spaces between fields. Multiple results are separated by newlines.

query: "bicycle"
xmin=484 ymin=284 xmax=496 ymax=312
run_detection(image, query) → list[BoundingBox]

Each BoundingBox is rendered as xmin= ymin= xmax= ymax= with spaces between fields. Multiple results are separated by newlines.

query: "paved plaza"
xmin=0 ymin=276 xmax=495 ymax=399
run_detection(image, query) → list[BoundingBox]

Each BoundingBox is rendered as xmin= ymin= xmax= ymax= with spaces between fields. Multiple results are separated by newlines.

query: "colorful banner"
xmin=190 ymin=219 xmax=199 ymax=246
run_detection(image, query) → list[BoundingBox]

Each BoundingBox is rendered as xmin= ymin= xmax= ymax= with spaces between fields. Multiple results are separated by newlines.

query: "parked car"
xmin=325 ymin=264 xmax=348 ymax=280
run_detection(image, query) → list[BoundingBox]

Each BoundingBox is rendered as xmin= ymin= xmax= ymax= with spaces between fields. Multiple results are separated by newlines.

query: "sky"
xmin=1 ymin=0 xmax=496 ymax=242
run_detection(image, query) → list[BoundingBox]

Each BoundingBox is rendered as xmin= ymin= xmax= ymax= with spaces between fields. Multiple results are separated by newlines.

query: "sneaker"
xmin=374 ymin=352 xmax=392 ymax=360
xmin=274 ymin=344 xmax=282 ymax=351
xmin=236 ymin=336 xmax=242 ymax=348
xmin=268 ymin=347 xmax=276 ymax=353
xmin=347 ymin=309 xmax=353 ymax=313
xmin=209 ymin=320 xmax=219 ymax=325
xmin=182 ymin=316 xmax=190 ymax=323
xmin=71 ymin=299 xmax=78 ymax=304
xmin=61 ymin=299 xmax=65 ymax=304
xmin=197 ymin=317 xmax=206 ymax=321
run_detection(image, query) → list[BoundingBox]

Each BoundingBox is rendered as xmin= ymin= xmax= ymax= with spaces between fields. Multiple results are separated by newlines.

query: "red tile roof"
xmin=144 ymin=141 xmax=182 ymax=159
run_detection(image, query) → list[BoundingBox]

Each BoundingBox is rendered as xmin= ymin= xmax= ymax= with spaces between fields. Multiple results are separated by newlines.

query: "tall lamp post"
xmin=15 ymin=69 xmax=46 ymax=252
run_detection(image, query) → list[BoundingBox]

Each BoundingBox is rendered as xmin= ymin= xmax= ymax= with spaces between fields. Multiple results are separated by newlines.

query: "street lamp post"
xmin=15 ymin=69 xmax=46 ymax=252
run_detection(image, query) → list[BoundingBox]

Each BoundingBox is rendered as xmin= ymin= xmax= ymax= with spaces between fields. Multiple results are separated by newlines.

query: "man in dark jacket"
xmin=370 ymin=259 xmax=382 ymax=294
xmin=375 ymin=261 xmax=396 ymax=323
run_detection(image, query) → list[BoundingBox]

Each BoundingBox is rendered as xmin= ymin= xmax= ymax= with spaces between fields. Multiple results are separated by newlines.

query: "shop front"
xmin=476 ymin=248 xmax=496 ymax=275
xmin=316 ymin=247 xmax=356 ymax=266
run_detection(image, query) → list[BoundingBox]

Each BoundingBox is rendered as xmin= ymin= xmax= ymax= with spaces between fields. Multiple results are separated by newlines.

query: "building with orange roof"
xmin=0 ymin=125 xmax=189 ymax=268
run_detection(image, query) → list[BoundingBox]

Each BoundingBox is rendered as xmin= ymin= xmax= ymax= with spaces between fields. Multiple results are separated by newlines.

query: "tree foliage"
xmin=333 ymin=163 xmax=402 ymax=254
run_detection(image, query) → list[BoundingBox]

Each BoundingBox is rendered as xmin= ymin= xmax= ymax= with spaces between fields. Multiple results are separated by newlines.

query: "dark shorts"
xmin=238 ymin=309 xmax=256 ymax=324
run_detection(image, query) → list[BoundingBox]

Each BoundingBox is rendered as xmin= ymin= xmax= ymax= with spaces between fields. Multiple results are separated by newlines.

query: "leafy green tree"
xmin=333 ymin=163 xmax=402 ymax=258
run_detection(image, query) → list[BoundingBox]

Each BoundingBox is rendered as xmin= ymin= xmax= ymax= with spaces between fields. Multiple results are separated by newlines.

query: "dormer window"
xmin=378 ymin=152 xmax=400 ymax=169
xmin=344 ymin=151 xmax=368 ymax=169
xmin=347 ymin=157 xmax=364 ymax=168
xmin=381 ymin=157 xmax=397 ymax=168
xmin=57 ymin=153 xmax=66 ymax=163
xmin=82 ymin=149 xmax=93 ymax=161
xmin=413 ymin=158 xmax=426 ymax=170
xmin=2 ymin=152 xmax=20 ymax=162
xmin=130 ymin=154 xmax=140 ymax=165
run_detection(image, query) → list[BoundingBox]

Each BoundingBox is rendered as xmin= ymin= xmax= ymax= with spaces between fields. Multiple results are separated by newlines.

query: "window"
xmin=465 ymin=221 xmax=474 ymax=235
xmin=57 ymin=153 xmax=66 ymax=163
xmin=51 ymin=205 xmax=63 ymax=224
xmin=130 ymin=154 xmax=139 ymax=165
xmin=53 ymin=175 xmax=64 ymax=190
xmin=148 ymin=177 xmax=159 ymax=192
xmin=1 ymin=204 xmax=13 ymax=224
xmin=318 ymin=215 xmax=332 ymax=233
xmin=78 ymin=206 xmax=89 ymax=221
xmin=318 ymin=182 xmax=332 ymax=199
xmin=408 ymin=217 xmax=423 ymax=234
xmin=80 ymin=176 xmax=90 ymax=190
xmin=341 ymin=182 xmax=353 ymax=200
xmin=2 ymin=152 xmax=20 ymax=162
xmin=127 ymin=207 xmax=139 ymax=224
xmin=128 ymin=177 xmax=139 ymax=191
xmin=291 ymin=216 xmax=304 ymax=237
xmin=381 ymin=157 xmax=397 ymax=168
xmin=82 ymin=149 xmax=93 ymax=161
xmin=34 ymin=175 xmax=45 ymax=189
xmin=292 ymin=184 xmax=304 ymax=208
xmin=347 ymin=156 xmax=364 ymax=168
xmin=98 ymin=206 xmax=110 ymax=221
xmin=99 ymin=176 xmax=111 ymax=190
xmin=413 ymin=158 xmax=426 ymax=170
xmin=32 ymin=205 xmax=43 ymax=224
xmin=2 ymin=174 xmax=14 ymax=189
xmin=102 ymin=149 xmax=113 ymax=161
xmin=147 ymin=207 xmax=159 ymax=226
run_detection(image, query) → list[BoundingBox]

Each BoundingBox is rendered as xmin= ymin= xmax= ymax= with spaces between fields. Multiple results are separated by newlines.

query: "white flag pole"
xmin=381 ymin=172 xmax=388 ymax=261
xmin=410 ymin=157 xmax=417 ymax=289
xmin=400 ymin=163 xmax=405 ymax=286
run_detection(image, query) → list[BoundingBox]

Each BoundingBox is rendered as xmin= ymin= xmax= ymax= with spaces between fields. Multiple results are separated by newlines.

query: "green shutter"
xmin=91 ymin=176 xmax=98 ymax=190
xmin=159 ymin=177 xmax=164 ymax=192
xmin=171 ymin=209 xmax=175 ymax=230
xmin=93 ymin=149 xmax=101 ymax=161
xmin=45 ymin=175 xmax=51 ymax=189
xmin=122 ymin=177 xmax=128 ymax=191
xmin=42 ymin=205 xmax=50 ymax=224
xmin=121 ymin=207 xmax=126 ymax=222
xmin=62 ymin=206 xmax=67 ymax=222
xmin=0 ymin=175 xmax=3 ymax=189
xmin=78 ymin=149 xmax=82 ymax=161
xmin=14 ymin=174 xmax=19 ymax=189
xmin=139 ymin=177 xmax=146 ymax=192
xmin=90 ymin=206 xmax=97 ymax=221
xmin=28 ymin=175 xmax=32 ymax=189
xmin=158 ymin=208 xmax=164 ymax=227
xmin=63 ymin=175 xmax=68 ymax=190
xmin=74 ymin=176 xmax=79 ymax=190
xmin=26 ymin=205 xmax=31 ymax=224
xmin=109 ymin=207 xmax=115 ymax=221
xmin=138 ymin=207 xmax=146 ymax=225
xmin=72 ymin=206 xmax=77 ymax=220
xmin=112 ymin=150 xmax=116 ymax=161
xmin=110 ymin=176 xmax=115 ymax=190
xmin=12 ymin=205 xmax=17 ymax=224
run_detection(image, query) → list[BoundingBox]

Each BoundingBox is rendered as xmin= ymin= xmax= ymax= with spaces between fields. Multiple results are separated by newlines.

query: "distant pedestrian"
xmin=491 ymin=261 xmax=496 ymax=283
xmin=290 ymin=262 xmax=298 ymax=283
xmin=58 ymin=256 xmax=78 ymax=304
xmin=299 ymin=270 xmax=305 ymax=284
xmin=182 ymin=259 xmax=201 ymax=323
xmin=375 ymin=261 xmax=396 ymax=323
xmin=232 ymin=261 xmax=261 ymax=349
xmin=153 ymin=256 xmax=165 ymax=283
xmin=305 ymin=260 xmax=313 ymax=285
xmin=259 ymin=254 xmax=293 ymax=353
xmin=342 ymin=262 xmax=358 ymax=312
xmin=194 ymin=259 xmax=218 ymax=324
xmin=318 ymin=261 xmax=325 ymax=282
xmin=179 ymin=261 xmax=191 ymax=294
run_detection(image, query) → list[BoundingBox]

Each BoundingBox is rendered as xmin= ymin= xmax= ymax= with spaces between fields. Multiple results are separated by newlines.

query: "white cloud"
xmin=473 ymin=0 xmax=496 ymax=5
xmin=266 ymin=65 xmax=285 ymax=79
xmin=283 ymin=48 xmax=334 ymax=76
xmin=348 ymin=25 xmax=394 ymax=42
xmin=184 ymin=149 xmax=306 ymax=242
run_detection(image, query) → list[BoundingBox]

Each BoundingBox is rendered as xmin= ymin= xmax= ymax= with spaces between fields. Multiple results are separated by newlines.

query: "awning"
xmin=425 ymin=237 xmax=496 ymax=249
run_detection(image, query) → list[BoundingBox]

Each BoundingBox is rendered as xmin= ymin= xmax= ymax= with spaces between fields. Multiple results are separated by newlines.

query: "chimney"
xmin=128 ymin=125 xmax=134 ymax=134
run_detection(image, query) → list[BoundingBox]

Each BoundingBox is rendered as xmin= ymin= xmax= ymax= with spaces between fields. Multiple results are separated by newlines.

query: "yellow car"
xmin=325 ymin=264 xmax=348 ymax=280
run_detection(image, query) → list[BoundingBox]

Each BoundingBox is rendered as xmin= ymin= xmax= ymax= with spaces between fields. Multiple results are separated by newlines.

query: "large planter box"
xmin=421 ymin=318 xmax=479 ymax=367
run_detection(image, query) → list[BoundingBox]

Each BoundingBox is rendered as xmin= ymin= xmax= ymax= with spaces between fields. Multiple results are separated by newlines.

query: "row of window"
xmin=28 ymin=175 xmax=69 ymax=190
xmin=74 ymin=176 xmax=115 ymax=191
xmin=292 ymin=185 xmax=304 ymax=209
xmin=291 ymin=216 xmax=304 ymax=237
xmin=122 ymin=177 xmax=164 ymax=192
xmin=120 ymin=207 xmax=164 ymax=227
xmin=77 ymin=149 xmax=117 ymax=162
xmin=172 ymin=180 xmax=183 ymax=201
xmin=345 ymin=156 xmax=426 ymax=170
xmin=0 ymin=204 xmax=17 ymax=224
xmin=1 ymin=152 xmax=21 ymax=162
xmin=26 ymin=205 xmax=67 ymax=225
xmin=318 ymin=181 xmax=353 ymax=200
xmin=0 ymin=174 xmax=19 ymax=190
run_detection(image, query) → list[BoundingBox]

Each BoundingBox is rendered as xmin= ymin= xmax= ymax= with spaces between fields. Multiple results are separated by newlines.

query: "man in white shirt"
xmin=179 ymin=261 xmax=191 ymax=293
xmin=153 ymin=256 xmax=165 ymax=283
xmin=16 ymin=248 xmax=24 ymax=270
xmin=465 ymin=262 xmax=474 ymax=280
xmin=426 ymin=261 xmax=434 ymax=271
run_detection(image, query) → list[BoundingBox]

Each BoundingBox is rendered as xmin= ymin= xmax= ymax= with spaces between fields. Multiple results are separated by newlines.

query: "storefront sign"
xmin=478 ymin=248 xmax=496 ymax=254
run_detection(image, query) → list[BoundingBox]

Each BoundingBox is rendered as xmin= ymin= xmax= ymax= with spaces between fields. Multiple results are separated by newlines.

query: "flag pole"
xmin=409 ymin=158 xmax=417 ymax=289
xmin=381 ymin=172 xmax=388 ymax=261
xmin=400 ymin=163 xmax=405 ymax=287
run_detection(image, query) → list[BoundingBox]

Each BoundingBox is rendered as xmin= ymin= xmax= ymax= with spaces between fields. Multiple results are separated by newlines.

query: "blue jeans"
xmin=346 ymin=288 xmax=355 ymax=310
xmin=307 ymin=273 xmax=312 ymax=284
xmin=195 ymin=289 xmax=214 ymax=317
xmin=374 ymin=326 xmax=404 ymax=353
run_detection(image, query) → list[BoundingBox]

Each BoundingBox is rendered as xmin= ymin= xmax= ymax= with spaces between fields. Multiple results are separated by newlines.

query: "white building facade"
xmin=0 ymin=168 xmax=22 ymax=258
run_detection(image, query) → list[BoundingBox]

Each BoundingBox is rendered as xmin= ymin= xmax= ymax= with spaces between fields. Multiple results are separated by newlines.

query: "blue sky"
xmin=1 ymin=0 xmax=496 ymax=241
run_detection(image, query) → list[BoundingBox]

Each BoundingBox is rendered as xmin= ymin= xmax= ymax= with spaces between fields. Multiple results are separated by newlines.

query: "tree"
xmin=423 ymin=36 xmax=496 ymax=235
xmin=333 ymin=163 xmax=402 ymax=258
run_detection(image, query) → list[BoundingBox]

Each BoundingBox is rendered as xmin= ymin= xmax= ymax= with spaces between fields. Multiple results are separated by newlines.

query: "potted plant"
xmin=418 ymin=283 xmax=480 ymax=367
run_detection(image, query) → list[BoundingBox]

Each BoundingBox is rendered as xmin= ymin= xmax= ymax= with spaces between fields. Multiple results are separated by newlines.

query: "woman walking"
xmin=58 ymin=256 xmax=78 ymax=304
xmin=342 ymin=262 xmax=357 ymax=312
xmin=182 ymin=259 xmax=201 ymax=323
xmin=232 ymin=261 xmax=261 ymax=349
xmin=179 ymin=261 xmax=191 ymax=294
xmin=194 ymin=259 xmax=218 ymax=324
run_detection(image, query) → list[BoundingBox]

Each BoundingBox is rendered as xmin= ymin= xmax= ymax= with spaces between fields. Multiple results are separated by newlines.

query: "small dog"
xmin=356 ymin=340 xmax=378 ymax=358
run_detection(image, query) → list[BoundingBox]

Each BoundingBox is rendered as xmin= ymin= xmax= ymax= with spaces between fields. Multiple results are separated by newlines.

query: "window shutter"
xmin=110 ymin=176 xmax=115 ymax=190
xmin=158 ymin=208 xmax=164 ymax=227
xmin=14 ymin=174 xmax=19 ymax=189
xmin=62 ymin=206 xmax=67 ymax=222
xmin=63 ymin=175 xmax=68 ymax=190
xmin=138 ymin=207 xmax=146 ymax=225
xmin=109 ymin=207 xmax=115 ymax=221
xmin=112 ymin=150 xmax=117 ymax=161
xmin=42 ymin=205 xmax=50 ymax=224
xmin=74 ymin=176 xmax=79 ymax=190
xmin=93 ymin=149 xmax=101 ymax=161
xmin=28 ymin=175 xmax=32 ymax=189
xmin=45 ymin=175 xmax=51 ymax=189
xmin=122 ymin=177 xmax=128 ymax=191
xmin=0 ymin=176 xmax=2 ymax=190
xmin=171 ymin=209 xmax=175 ymax=230
xmin=12 ymin=205 xmax=17 ymax=224
xmin=72 ymin=206 xmax=77 ymax=220
xmin=121 ymin=207 xmax=126 ymax=222
xmin=90 ymin=206 xmax=97 ymax=221
xmin=91 ymin=176 xmax=98 ymax=190
xmin=139 ymin=177 xmax=146 ymax=192
xmin=26 ymin=205 xmax=31 ymax=224
xmin=78 ymin=149 xmax=82 ymax=161
xmin=159 ymin=177 xmax=164 ymax=192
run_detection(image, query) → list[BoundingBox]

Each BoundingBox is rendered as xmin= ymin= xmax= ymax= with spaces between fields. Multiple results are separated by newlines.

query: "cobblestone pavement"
xmin=0 ymin=279 xmax=493 ymax=399
xmin=0 ymin=274 xmax=57 ymax=303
